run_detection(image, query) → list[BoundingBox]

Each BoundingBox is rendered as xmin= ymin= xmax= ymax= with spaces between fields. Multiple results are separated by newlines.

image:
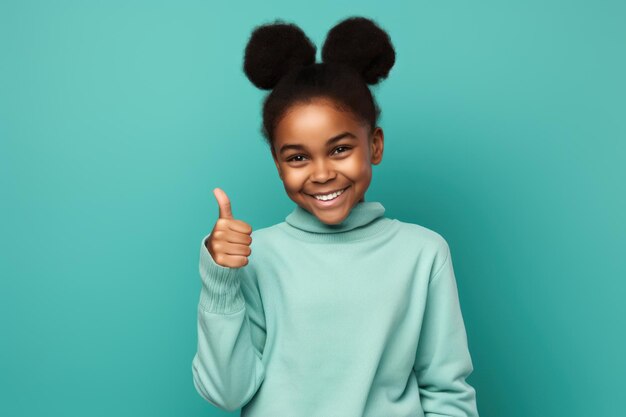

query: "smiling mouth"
xmin=307 ymin=185 xmax=350 ymax=203
xmin=306 ymin=185 xmax=350 ymax=198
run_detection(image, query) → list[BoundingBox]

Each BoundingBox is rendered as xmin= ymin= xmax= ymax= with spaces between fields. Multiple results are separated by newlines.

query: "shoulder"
xmin=393 ymin=219 xmax=449 ymax=250
xmin=392 ymin=219 xmax=450 ymax=269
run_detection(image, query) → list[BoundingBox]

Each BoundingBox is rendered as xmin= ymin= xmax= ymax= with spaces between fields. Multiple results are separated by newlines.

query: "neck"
xmin=282 ymin=200 xmax=392 ymax=242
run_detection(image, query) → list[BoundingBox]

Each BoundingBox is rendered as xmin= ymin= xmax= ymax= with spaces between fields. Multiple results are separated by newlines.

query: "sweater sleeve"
xmin=191 ymin=233 xmax=267 ymax=412
xmin=413 ymin=243 xmax=480 ymax=417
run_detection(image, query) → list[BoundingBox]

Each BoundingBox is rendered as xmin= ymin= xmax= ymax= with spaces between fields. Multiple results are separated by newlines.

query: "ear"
xmin=370 ymin=127 xmax=384 ymax=165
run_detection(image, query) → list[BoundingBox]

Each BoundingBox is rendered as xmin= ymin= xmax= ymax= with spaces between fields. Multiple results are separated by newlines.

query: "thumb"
xmin=213 ymin=187 xmax=234 ymax=219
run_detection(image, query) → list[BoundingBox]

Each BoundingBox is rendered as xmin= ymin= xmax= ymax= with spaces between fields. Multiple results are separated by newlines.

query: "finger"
xmin=213 ymin=187 xmax=233 ymax=219
xmin=213 ymin=229 xmax=252 ymax=245
xmin=220 ymin=241 xmax=252 ymax=257
xmin=216 ymin=254 xmax=249 ymax=268
xmin=225 ymin=219 xmax=253 ymax=235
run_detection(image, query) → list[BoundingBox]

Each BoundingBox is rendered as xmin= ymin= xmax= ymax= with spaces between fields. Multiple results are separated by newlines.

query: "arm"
xmin=413 ymin=243 xmax=479 ymax=417
xmin=191 ymin=233 xmax=267 ymax=412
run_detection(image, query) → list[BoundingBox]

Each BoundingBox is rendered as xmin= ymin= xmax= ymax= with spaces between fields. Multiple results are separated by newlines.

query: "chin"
xmin=317 ymin=207 xmax=351 ymax=223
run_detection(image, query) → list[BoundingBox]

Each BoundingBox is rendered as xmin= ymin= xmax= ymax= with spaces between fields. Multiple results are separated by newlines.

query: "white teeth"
xmin=314 ymin=188 xmax=346 ymax=201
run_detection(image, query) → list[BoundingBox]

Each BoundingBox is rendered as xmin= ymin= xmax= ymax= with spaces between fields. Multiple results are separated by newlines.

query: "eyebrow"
xmin=279 ymin=131 xmax=358 ymax=155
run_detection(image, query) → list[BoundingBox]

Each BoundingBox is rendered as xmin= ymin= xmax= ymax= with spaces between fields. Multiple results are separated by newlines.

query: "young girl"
xmin=192 ymin=16 xmax=479 ymax=417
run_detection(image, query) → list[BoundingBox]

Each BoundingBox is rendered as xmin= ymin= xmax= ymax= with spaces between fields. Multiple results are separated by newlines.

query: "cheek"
xmin=282 ymin=169 xmax=307 ymax=190
xmin=344 ymin=152 xmax=372 ymax=178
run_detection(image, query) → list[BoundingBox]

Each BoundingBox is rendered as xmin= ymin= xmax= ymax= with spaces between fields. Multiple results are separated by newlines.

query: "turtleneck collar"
xmin=281 ymin=201 xmax=393 ymax=243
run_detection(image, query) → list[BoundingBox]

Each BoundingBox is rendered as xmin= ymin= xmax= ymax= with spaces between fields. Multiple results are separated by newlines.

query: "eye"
xmin=286 ymin=154 xmax=307 ymax=163
xmin=333 ymin=146 xmax=351 ymax=155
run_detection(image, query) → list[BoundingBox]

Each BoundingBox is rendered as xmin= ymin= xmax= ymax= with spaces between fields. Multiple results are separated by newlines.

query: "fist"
xmin=205 ymin=188 xmax=253 ymax=268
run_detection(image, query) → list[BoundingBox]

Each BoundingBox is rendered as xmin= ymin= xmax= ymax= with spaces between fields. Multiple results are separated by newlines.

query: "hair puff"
xmin=243 ymin=20 xmax=317 ymax=90
xmin=321 ymin=16 xmax=395 ymax=85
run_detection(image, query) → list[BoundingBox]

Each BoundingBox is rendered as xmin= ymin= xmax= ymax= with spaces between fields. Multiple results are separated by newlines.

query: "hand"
xmin=205 ymin=188 xmax=253 ymax=268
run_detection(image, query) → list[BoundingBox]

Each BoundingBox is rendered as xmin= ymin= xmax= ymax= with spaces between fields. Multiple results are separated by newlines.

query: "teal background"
xmin=1 ymin=0 xmax=624 ymax=416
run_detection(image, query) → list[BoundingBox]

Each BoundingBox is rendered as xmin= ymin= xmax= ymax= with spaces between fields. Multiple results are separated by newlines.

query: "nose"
xmin=310 ymin=158 xmax=336 ymax=182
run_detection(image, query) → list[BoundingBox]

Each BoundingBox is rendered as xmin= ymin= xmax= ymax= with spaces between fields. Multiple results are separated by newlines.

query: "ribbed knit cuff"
xmin=198 ymin=234 xmax=246 ymax=314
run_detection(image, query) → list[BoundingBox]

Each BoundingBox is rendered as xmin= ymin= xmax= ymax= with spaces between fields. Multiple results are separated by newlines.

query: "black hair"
xmin=242 ymin=16 xmax=396 ymax=150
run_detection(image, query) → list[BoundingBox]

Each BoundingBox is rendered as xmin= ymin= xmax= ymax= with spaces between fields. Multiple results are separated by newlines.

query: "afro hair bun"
xmin=321 ymin=16 xmax=395 ymax=85
xmin=243 ymin=20 xmax=317 ymax=90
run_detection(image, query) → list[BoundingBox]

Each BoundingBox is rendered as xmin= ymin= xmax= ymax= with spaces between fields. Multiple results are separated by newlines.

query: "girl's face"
xmin=271 ymin=98 xmax=384 ymax=225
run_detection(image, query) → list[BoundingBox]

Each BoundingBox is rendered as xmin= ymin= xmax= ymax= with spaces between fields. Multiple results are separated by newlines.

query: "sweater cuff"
xmin=198 ymin=234 xmax=246 ymax=314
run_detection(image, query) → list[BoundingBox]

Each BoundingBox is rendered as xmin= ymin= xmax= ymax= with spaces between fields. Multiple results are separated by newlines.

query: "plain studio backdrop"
xmin=1 ymin=1 xmax=624 ymax=416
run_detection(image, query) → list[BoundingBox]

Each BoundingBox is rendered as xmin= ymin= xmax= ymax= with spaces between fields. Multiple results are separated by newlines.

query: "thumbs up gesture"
xmin=205 ymin=188 xmax=253 ymax=268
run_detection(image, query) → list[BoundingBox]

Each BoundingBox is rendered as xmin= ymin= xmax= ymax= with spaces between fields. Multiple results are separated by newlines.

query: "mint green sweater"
xmin=192 ymin=201 xmax=479 ymax=416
